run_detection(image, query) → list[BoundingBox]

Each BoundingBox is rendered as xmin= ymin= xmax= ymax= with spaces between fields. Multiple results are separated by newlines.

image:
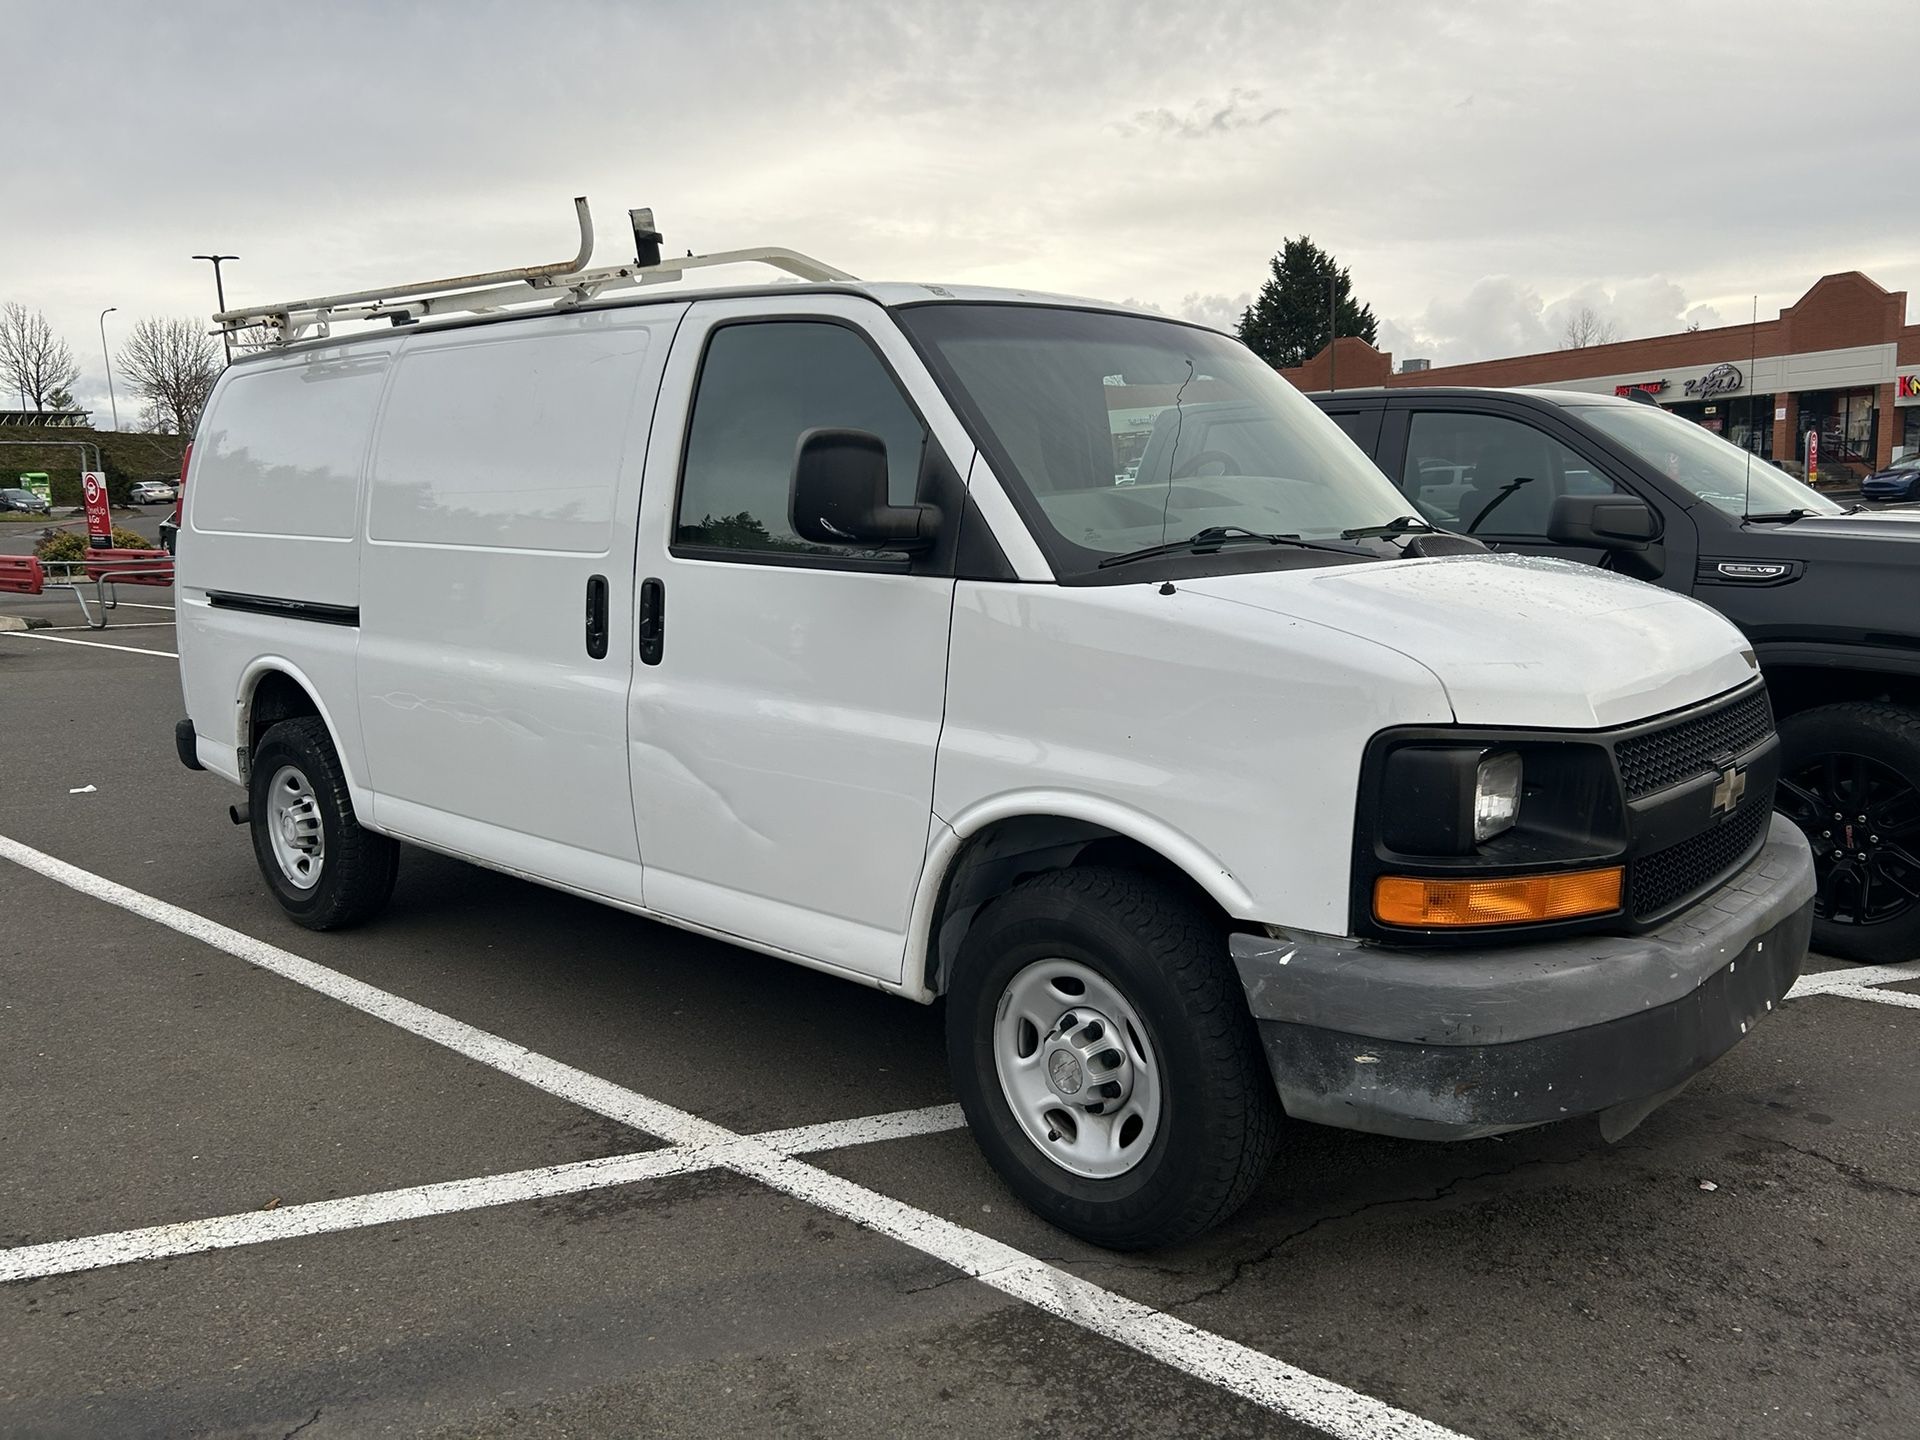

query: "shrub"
xmin=33 ymin=528 xmax=152 ymax=561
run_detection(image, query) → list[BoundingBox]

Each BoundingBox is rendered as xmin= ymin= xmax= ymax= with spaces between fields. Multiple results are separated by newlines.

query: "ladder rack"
xmin=213 ymin=198 xmax=857 ymax=349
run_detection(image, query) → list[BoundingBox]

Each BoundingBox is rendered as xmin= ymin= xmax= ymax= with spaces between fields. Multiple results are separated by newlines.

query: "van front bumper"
xmin=1230 ymin=815 xmax=1816 ymax=1142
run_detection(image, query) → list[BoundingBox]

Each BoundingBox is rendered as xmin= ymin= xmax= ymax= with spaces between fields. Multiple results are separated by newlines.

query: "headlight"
xmin=1379 ymin=744 xmax=1526 ymax=855
xmin=1472 ymin=750 xmax=1523 ymax=843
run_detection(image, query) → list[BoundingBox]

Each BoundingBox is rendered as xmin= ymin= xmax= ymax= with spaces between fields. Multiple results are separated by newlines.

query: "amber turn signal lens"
xmin=1373 ymin=867 xmax=1624 ymax=928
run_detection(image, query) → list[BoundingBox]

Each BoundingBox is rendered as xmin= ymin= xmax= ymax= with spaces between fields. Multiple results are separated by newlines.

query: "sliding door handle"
xmin=584 ymin=574 xmax=609 ymax=659
xmin=637 ymin=577 xmax=665 ymax=666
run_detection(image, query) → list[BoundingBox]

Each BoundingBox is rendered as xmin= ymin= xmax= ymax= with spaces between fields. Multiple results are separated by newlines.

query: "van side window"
xmin=676 ymin=321 xmax=927 ymax=557
xmin=1401 ymin=411 xmax=1622 ymax=538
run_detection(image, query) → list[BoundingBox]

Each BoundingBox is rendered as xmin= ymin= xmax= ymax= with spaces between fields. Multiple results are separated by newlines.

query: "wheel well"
xmin=242 ymin=670 xmax=322 ymax=777
xmin=1765 ymin=665 xmax=1920 ymax=722
xmin=920 ymin=817 xmax=1225 ymax=997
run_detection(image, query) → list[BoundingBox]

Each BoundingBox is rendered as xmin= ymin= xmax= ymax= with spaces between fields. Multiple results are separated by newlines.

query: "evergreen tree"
xmin=1237 ymin=238 xmax=1378 ymax=369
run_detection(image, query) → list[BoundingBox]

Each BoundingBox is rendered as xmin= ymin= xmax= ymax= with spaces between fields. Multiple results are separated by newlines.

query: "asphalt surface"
xmin=2 ymin=586 xmax=1917 ymax=1439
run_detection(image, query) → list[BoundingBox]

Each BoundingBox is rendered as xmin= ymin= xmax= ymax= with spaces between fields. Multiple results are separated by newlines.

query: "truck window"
xmin=1401 ymin=411 xmax=1621 ymax=538
xmin=675 ymin=321 xmax=927 ymax=558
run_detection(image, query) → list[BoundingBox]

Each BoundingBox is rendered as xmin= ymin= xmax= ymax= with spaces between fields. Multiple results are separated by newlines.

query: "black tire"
xmin=1777 ymin=701 xmax=1920 ymax=963
xmin=248 ymin=716 xmax=399 ymax=931
xmin=945 ymin=866 xmax=1281 ymax=1249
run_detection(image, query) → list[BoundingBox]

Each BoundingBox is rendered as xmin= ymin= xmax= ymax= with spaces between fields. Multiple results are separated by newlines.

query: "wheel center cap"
xmin=1046 ymin=1049 xmax=1084 ymax=1096
xmin=280 ymin=813 xmax=297 ymax=843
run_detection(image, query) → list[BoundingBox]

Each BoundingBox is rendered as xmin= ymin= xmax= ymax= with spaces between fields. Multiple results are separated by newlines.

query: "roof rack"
xmin=213 ymin=197 xmax=857 ymax=349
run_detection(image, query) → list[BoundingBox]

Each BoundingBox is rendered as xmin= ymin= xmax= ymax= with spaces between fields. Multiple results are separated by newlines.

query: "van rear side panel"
xmin=179 ymin=344 xmax=395 ymax=795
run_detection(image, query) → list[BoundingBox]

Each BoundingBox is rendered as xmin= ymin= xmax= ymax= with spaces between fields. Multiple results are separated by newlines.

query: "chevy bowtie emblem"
xmin=1711 ymin=765 xmax=1747 ymax=816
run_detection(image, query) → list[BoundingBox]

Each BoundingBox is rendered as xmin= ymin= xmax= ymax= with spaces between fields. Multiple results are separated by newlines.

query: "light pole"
xmin=191 ymin=254 xmax=238 ymax=365
xmin=98 ymin=307 xmax=120 ymax=430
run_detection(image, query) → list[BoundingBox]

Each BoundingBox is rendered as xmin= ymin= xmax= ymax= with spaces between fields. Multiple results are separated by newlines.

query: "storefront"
xmin=1280 ymin=270 xmax=1920 ymax=484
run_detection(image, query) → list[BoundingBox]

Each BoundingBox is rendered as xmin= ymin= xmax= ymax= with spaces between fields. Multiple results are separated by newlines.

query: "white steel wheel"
xmin=265 ymin=763 xmax=326 ymax=890
xmin=992 ymin=957 xmax=1163 ymax=1180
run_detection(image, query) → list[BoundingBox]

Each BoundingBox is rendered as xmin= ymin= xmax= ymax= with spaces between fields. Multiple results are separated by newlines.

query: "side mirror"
xmin=1547 ymin=493 xmax=1656 ymax=549
xmin=790 ymin=428 xmax=940 ymax=551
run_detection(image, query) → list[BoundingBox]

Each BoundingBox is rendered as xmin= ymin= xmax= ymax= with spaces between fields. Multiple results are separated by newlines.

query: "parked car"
xmin=0 ymin=486 xmax=51 ymax=515
xmin=1859 ymin=453 xmax=1920 ymax=503
xmin=173 ymin=266 xmax=1813 ymax=1248
xmin=1314 ymin=385 xmax=1920 ymax=962
xmin=159 ymin=504 xmax=179 ymax=555
xmin=129 ymin=480 xmax=177 ymax=505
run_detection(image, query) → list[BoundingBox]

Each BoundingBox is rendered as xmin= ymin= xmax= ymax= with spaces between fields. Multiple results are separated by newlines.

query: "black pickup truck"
xmin=1309 ymin=385 xmax=1920 ymax=963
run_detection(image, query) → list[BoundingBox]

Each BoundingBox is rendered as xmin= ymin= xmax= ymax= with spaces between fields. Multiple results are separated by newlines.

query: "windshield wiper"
xmin=1096 ymin=525 xmax=1367 ymax=569
xmin=1339 ymin=514 xmax=1436 ymax=540
xmin=1744 ymin=509 xmax=1814 ymax=524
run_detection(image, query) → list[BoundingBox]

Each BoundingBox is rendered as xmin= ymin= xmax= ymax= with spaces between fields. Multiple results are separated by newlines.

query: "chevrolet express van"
xmin=173 ymin=230 xmax=1815 ymax=1247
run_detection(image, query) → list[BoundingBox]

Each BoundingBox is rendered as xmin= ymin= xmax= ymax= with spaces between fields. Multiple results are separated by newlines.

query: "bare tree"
xmin=0 ymin=302 xmax=82 ymax=412
xmin=116 ymin=317 xmax=221 ymax=434
xmin=1559 ymin=306 xmax=1619 ymax=350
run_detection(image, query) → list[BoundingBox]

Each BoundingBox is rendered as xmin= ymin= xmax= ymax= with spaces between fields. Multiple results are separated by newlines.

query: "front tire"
xmin=945 ymin=866 xmax=1281 ymax=1249
xmin=1777 ymin=702 xmax=1920 ymax=963
xmin=248 ymin=716 xmax=398 ymax=931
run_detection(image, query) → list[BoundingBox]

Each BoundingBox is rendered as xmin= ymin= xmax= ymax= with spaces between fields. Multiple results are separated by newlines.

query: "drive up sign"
xmin=82 ymin=471 xmax=111 ymax=548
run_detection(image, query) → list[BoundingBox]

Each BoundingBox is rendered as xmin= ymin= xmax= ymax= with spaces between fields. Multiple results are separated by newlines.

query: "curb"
xmin=0 ymin=615 xmax=52 ymax=632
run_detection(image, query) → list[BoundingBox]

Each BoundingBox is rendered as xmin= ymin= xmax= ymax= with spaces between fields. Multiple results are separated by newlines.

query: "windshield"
xmin=898 ymin=304 xmax=1412 ymax=572
xmin=1575 ymin=402 xmax=1845 ymax=518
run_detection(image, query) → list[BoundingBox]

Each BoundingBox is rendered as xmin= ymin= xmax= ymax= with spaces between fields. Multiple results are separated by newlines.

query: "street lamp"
xmin=191 ymin=254 xmax=238 ymax=365
xmin=98 ymin=307 xmax=120 ymax=431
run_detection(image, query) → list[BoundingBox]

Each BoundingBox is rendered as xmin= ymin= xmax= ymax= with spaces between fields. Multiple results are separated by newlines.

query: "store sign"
xmin=81 ymin=471 xmax=111 ymax=549
xmin=1614 ymin=379 xmax=1668 ymax=397
xmin=1683 ymin=363 xmax=1744 ymax=399
xmin=1897 ymin=373 xmax=1920 ymax=399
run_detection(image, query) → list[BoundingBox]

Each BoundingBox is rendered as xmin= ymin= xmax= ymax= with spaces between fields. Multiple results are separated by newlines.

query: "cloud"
xmin=1178 ymin=292 xmax=1251 ymax=332
xmin=1386 ymin=275 xmax=1733 ymax=367
xmin=1121 ymin=89 xmax=1285 ymax=141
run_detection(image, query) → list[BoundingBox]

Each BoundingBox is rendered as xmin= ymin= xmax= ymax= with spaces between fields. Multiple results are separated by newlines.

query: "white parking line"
xmin=1815 ymin=982 xmax=1920 ymax=1011
xmin=0 ymin=832 xmax=1465 ymax=1440
xmin=0 ymin=1107 xmax=965 ymax=1287
xmin=41 ymin=622 xmax=176 ymax=632
xmin=103 ymin=601 xmax=174 ymax=611
xmin=1786 ymin=959 xmax=1920 ymax=997
xmin=0 ymin=632 xmax=177 ymax=658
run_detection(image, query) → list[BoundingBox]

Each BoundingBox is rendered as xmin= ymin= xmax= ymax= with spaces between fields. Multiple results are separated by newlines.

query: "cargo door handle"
xmin=638 ymin=577 xmax=665 ymax=666
xmin=585 ymin=574 xmax=609 ymax=659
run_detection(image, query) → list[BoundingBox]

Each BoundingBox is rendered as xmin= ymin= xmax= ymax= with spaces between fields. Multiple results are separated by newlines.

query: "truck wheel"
xmin=1777 ymin=702 xmax=1920 ymax=963
xmin=944 ymin=866 xmax=1281 ymax=1249
xmin=248 ymin=716 xmax=399 ymax=931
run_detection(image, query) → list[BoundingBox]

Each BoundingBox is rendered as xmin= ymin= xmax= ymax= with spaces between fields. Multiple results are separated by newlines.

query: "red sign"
xmin=1807 ymin=429 xmax=1819 ymax=484
xmin=1898 ymin=374 xmax=1920 ymax=399
xmin=1615 ymin=379 xmax=1669 ymax=397
xmin=81 ymin=471 xmax=112 ymax=549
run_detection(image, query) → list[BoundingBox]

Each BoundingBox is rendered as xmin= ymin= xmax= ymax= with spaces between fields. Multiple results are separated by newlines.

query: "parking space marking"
xmin=0 ymin=1105 xmax=961 ymax=1287
xmin=0 ymin=632 xmax=178 ymax=658
xmin=40 ymin=622 xmax=176 ymax=633
xmin=101 ymin=601 xmax=174 ymax=611
xmin=750 ymin=1103 xmax=966 ymax=1153
xmin=0 ymin=831 xmax=1467 ymax=1440
xmin=1816 ymin=982 xmax=1920 ymax=1011
xmin=1786 ymin=959 xmax=1920 ymax=996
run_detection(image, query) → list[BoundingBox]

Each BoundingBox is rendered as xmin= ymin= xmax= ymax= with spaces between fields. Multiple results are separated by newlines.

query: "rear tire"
xmin=1777 ymin=702 xmax=1920 ymax=963
xmin=248 ymin=716 xmax=398 ymax=931
xmin=945 ymin=866 xmax=1281 ymax=1249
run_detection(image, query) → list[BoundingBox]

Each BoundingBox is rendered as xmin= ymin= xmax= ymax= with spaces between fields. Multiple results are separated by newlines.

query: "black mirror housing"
xmin=790 ymin=428 xmax=940 ymax=551
xmin=1547 ymin=493 xmax=1656 ymax=549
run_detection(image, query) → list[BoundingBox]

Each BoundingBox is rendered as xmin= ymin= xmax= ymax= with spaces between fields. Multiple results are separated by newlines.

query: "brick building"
xmin=1281 ymin=272 xmax=1920 ymax=480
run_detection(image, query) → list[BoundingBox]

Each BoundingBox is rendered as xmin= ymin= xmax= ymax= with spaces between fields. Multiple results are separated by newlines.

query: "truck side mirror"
xmin=790 ymin=428 xmax=940 ymax=550
xmin=1547 ymin=493 xmax=1656 ymax=550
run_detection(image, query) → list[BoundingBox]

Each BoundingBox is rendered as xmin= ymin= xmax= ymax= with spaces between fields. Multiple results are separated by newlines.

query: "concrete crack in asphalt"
xmin=1159 ymin=1152 xmax=1601 ymax=1312
xmin=1738 ymin=1133 xmax=1920 ymax=1200
xmin=282 ymin=1410 xmax=321 ymax=1440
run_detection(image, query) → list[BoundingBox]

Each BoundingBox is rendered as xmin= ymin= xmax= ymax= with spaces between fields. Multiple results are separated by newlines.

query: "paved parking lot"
xmin=3 ymin=584 xmax=1918 ymax=1439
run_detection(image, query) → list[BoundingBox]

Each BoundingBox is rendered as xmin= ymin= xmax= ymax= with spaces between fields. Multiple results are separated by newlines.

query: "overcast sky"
xmin=6 ymin=0 xmax=1910 ymax=423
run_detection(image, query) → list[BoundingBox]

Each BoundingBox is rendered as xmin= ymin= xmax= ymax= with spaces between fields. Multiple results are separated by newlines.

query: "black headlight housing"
xmin=1355 ymin=728 xmax=1630 ymax=942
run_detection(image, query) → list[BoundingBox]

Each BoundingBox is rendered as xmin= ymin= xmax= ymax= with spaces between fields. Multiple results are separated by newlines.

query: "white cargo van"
xmin=174 ymin=206 xmax=1815 ymax=1247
